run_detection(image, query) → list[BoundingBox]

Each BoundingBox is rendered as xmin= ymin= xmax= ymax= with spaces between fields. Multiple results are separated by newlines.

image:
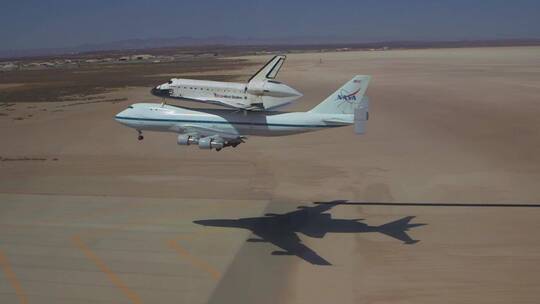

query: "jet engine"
xmin=246 ymin=79 xmax=302 ymax=110
xmin=246 ymin=79 xmax=301 ymax=98
xmin=177 ymin=134 xmax=199 ymax=145
xmin=198 ymin=137 xmax=224 ymax=150
xmin=245 ymin=80 xmax=265 ymax=95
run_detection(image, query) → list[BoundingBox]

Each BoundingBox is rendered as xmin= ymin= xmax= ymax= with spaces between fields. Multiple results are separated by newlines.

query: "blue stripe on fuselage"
xmin=114 ymin=116 xmax=345 ymax=128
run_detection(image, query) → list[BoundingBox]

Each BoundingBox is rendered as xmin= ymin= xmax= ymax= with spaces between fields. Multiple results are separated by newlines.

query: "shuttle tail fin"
xmin=248 ymin=55 xmax=286 ymax=83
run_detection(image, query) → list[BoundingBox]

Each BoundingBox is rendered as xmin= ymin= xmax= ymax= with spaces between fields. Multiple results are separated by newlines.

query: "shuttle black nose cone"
xmin=151 ymin=87 xmax=170 ymax=97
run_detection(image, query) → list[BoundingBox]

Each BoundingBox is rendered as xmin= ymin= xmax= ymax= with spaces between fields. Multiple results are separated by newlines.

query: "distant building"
xmin=131 ymin=54 xmax=154 ymax=60
xmin=0 ymin=63 xmax=17 ymax=71
xmin=196 ymin=53 xmax=216 ymax=58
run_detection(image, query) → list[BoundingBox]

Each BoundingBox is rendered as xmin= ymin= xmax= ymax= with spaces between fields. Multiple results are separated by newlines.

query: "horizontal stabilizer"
xmin=354 ymin=96 xmax=369 ymax=134
xmin=378 ymin=216 xmax=425 ymax=244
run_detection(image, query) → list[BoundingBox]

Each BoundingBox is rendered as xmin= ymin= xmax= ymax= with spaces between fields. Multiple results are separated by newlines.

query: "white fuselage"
xmin=115 ymin=103 xmax=354 ymax=137
xmin=152 ymin=78 xmax=302 ymax=110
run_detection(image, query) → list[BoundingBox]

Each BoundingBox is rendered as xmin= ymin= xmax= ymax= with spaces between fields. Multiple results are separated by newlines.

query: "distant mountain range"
xmin=1 ymin=36 xmax=539 ymax=60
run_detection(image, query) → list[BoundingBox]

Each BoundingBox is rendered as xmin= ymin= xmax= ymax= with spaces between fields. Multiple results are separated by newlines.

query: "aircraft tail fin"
xmin=378 ymin=216 xmax=424 ymax=244
xmin=248 ymin=55 xmax=286 ymax=83
xmin=309 ymin=75 xmax=371 ymax=115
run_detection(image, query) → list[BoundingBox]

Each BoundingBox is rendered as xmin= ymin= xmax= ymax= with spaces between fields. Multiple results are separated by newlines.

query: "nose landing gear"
xmin=137 ymin=130 xmax=144 ymax=141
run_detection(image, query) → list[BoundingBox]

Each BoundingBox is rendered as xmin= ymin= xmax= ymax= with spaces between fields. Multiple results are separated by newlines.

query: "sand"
xmin=0 ymin=46 xmax=540 ymax=303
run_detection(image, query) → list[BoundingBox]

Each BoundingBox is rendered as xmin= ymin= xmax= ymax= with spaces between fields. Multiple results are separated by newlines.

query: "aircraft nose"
xmin=151 ymin=84 xmax=172 ymax=97
xmin=114 ymin=108 xmax=130 ymax=125
xmin=151 ymin=86 xmax=163 ymax=96
xmin=114 ymin=109 xmax=129 ymax=123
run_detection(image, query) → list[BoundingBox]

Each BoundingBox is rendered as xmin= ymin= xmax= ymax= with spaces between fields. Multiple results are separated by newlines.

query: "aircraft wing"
xmin=277 ymin=201 xmax=343 ymax=220
xmin=181 ymin=124 xmax=246 ymax=141
xmin=174 ymin=96 xmax=263 ymax=111
xmin=322 ymin=117 xmax=353 ymax=125
xmin=251 ymin=229 xmax=332 ymax=266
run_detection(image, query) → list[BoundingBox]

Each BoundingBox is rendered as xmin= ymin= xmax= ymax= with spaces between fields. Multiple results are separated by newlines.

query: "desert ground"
xmin=1 ymin=46 xmax=540 ymax=303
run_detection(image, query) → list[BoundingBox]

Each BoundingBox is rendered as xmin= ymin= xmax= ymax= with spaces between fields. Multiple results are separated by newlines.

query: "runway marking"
xmin=0 ymin=250 xmax=28 ymax=304
xmin=167 ymin=237 xmax=221 ymax=281
xmin=71 ymin=235 xmax=142 ymax=304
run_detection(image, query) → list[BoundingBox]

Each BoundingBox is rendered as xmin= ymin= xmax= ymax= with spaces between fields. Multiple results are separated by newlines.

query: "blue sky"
xmin=1 ymin=0 xmax=539 ymax=50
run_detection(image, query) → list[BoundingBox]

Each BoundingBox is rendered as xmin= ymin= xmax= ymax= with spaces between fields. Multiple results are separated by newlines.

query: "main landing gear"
xmin=137 ymin=130 xmax=144 ymax=141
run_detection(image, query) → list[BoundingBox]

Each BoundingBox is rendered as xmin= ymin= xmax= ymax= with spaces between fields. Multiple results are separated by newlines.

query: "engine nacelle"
xmin=246 ymin=80 xmax=265 ymax=96
xmin=177 ymin=134 xmax=199 ymax=145
xmin=246 ymin=79 xmax=302 ymax=99
xmin=198 ymin=137 xmax=224 ymax=150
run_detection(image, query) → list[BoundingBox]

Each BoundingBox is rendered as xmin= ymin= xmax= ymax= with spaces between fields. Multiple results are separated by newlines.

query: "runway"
xmin=1 ymin=46 xmax=540 ymax=303
xmin=1 ymin=194 xmax=540 ymax=303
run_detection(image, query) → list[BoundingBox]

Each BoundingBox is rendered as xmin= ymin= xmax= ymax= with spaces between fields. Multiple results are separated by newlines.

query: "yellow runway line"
xmin=71 ymin=235 xmax=142 ymax=304
xmin=0 ymin=250 xmax=28 ymax=304
xmin=167 ymin=238 xmax=221 ymax=281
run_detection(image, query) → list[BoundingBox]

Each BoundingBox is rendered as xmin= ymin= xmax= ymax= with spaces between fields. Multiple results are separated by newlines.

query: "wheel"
xmin=216 ymin=148 xmax=222 ymax=152
xmin=138 ymin=135 xmax=144 ymax=141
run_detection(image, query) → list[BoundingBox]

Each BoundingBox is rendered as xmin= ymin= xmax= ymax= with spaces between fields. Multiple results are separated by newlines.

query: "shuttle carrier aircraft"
xmin=115 ymin=75 xmax=370 ymax=151
xmin=151 ymin=55 xmax=302 ymax=111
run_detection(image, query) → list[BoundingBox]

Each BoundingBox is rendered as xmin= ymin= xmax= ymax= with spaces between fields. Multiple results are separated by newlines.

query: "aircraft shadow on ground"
xmin=194 ymin=200 xmax=426 ymax=266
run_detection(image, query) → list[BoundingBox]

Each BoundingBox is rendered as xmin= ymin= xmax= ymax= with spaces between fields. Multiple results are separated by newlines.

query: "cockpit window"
xmin=168 ymin=80 xmax=173 ymax=84
xmin=128 ymin=106 xmax=134 ymax=109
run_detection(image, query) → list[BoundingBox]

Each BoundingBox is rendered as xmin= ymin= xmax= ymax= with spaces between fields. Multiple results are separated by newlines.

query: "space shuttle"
xmin=151 ymin=55 xmax=302 ymax=111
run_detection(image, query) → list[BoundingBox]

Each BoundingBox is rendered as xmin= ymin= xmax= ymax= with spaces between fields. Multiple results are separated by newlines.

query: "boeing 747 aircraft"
xmin=115 ymin=75 xmax=370 ymax=151
xmin=151 ymin=55 xmax=302 ymax=111
xmin=195 ymin=201 xmax=425 ymax=265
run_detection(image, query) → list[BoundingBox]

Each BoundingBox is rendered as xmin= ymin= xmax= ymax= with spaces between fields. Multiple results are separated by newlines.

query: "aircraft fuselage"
xmin=152 ymin=78 xmax=302 ymax=110
xmin=115 ymin=103 xmax=353 ymax=137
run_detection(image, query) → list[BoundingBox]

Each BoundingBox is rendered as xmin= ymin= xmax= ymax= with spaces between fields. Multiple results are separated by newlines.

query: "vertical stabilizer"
xmin=309 ymin=75 xmax=371 ymax=114
xmin=248 ymin=55 xmax=286 ymax=83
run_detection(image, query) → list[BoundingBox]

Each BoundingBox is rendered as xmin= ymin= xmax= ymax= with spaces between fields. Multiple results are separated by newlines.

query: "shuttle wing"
xmin=175 ymin=95 xmax=259 ymax=111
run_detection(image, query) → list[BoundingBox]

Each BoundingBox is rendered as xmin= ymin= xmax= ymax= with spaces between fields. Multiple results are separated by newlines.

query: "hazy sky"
xmin=2 ymin=0 xmax=540 ymax=50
